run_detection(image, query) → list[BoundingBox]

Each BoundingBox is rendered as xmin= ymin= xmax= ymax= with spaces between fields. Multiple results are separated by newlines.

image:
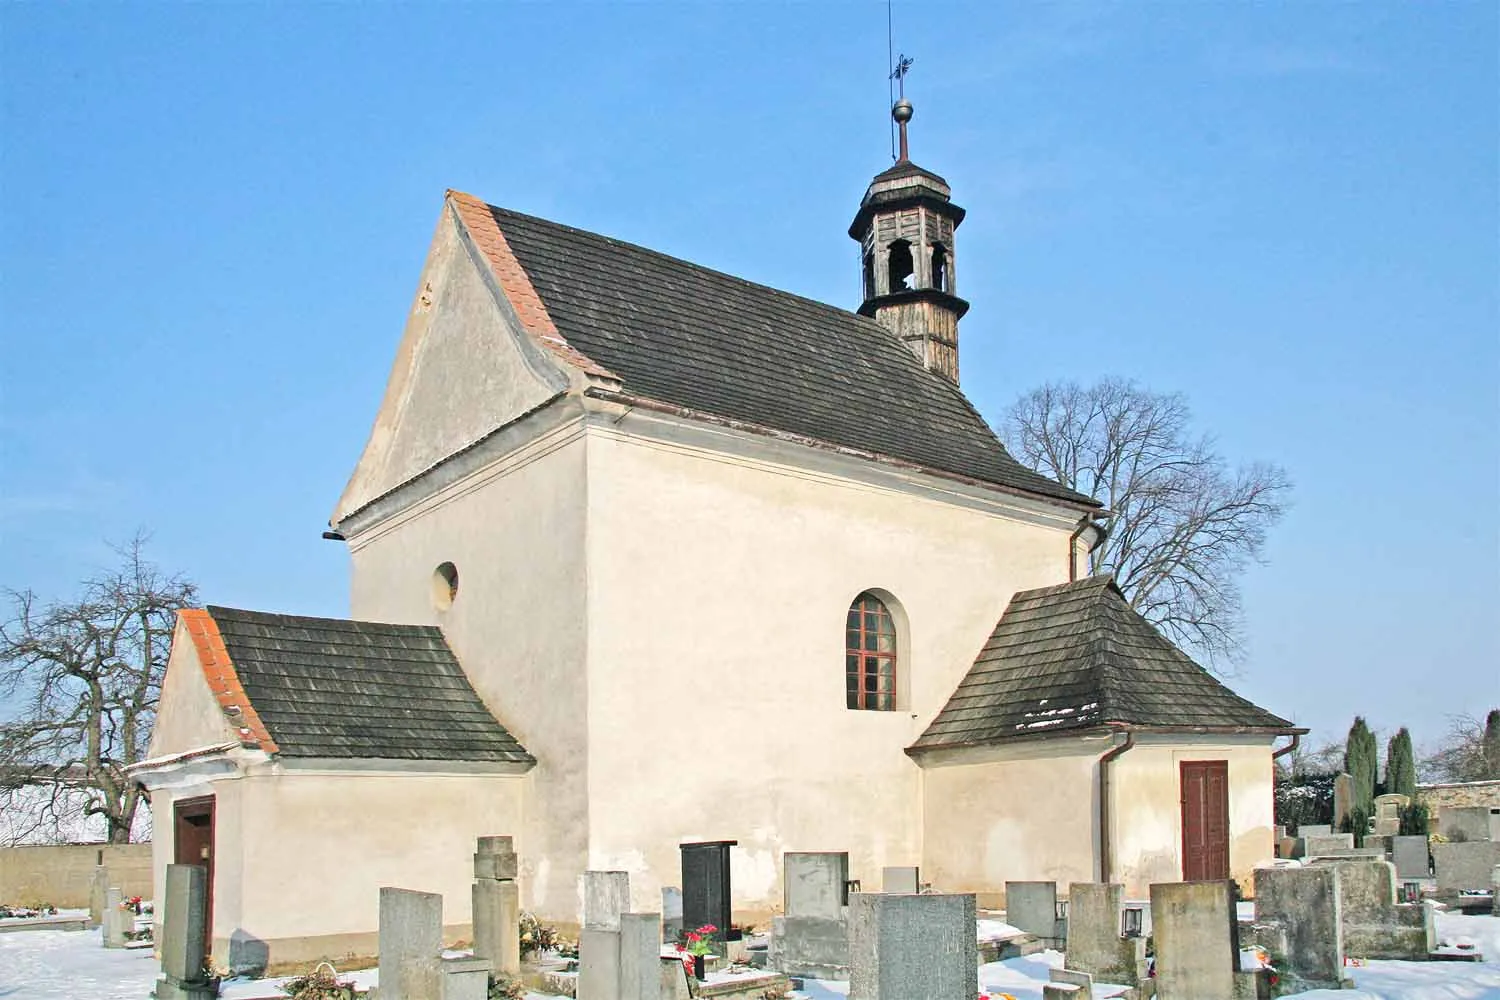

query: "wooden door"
xmin=1181 ymin=760 xmax=1230 ymax=881
xmin=173 ymin=796 xmax=215 ymax=956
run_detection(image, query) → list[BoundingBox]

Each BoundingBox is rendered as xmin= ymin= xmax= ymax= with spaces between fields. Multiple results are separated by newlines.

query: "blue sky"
xmin=2 ymin=2 xmax=1495 ymax=755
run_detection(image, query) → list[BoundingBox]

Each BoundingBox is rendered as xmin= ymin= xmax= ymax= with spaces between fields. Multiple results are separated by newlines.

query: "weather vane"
xmin=890 ymin=54 xmax=914 ymax=99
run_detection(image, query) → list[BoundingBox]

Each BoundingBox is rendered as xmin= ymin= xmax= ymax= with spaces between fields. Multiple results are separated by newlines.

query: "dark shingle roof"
xmin=206 ymin=606 xmax=533 ymax=764
xmin=910 ymin=577 xmax=1298 ymax=752
xmin=486 ymin=205 xmax=1094 ymax=507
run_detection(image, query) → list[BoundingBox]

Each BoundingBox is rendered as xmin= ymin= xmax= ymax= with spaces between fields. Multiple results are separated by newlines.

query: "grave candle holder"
xmin=1122 ymin=906 xmax=1144 ymax=938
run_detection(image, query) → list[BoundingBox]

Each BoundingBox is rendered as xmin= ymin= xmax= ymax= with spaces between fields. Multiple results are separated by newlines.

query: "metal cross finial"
xmin=890 ymin=54 xmax=914 ymax=99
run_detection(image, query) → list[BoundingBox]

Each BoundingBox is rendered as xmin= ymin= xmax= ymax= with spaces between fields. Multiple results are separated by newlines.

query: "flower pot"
xmin=693 ymin=954 xmax=706 ymax=980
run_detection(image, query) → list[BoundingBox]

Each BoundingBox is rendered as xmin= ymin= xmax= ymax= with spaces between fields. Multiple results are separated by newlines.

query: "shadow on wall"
xmin=229 ymin=929 xmax=270 ymax=977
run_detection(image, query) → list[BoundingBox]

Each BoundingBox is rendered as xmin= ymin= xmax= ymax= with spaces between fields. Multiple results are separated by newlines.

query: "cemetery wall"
xmin=0 ymin=842 xmax=152 ymax=907
xmin=581 ymin=424 xmax=1081 ymax=914
xmin=919 ymin=746 xmax=1097 ymax=905
xmin=1418 ymin=779 xmax=1500 ymax=812
xmin=348 ymin=423 xmax=592 ymax=921
xmin=1110 ymin=737 xmax=1276 ymax=895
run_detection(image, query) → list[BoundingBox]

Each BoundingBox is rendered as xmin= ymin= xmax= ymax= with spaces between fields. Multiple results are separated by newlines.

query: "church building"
xmin=136 ymin=98 xmax=1302 ymax=970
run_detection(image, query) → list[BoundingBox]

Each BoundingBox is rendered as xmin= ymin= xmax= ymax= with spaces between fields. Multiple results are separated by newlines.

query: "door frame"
xmin=1179 ymin=759 xmax=1230 ymax=882
xmin=172 ymin=795 xmax=215 ymax=956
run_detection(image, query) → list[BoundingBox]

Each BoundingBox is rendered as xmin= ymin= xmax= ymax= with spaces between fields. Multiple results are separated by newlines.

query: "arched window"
xmin=846 ymin=592 xmax=896 ymax=711
xmin=887 ymin=240 xmax=914 ymax=292
xmin=931 ymin=244 xmax=949 ymax=292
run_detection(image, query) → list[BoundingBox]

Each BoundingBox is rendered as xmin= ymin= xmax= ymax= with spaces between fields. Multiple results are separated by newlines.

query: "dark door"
xmin=1181 ymin=760 xmax=1230 ymax=881
xmin=173 ymin=797 xmax=215 ymax=956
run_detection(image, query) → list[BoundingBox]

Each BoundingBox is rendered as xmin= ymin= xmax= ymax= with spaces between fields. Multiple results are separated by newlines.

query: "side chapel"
xmin=137 ymin=98 xmax=1303 ymax=969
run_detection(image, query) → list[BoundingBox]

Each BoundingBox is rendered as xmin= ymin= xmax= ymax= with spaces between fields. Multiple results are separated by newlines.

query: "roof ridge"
xmin=485 ymin=201 xmax=903 ymax=338
xmin=205 ymin=605 xmax=442 ymax=633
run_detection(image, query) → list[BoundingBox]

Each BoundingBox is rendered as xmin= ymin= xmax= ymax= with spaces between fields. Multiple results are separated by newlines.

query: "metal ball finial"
xmin=892 ymin=98 xmax=914 ymax=124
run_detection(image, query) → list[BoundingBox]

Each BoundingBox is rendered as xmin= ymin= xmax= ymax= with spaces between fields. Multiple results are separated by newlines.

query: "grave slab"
xmin=379 ymin=887 xmax=444 ymax=1000
xmin=1252 ymin=865 xmax=1346 ymax=992
xmin=582 ymin=871 xmax=631 ymax=931
xmin=157 ymin=865 xmax=214 ymax=1000
xmin=1005 ymin=881 xmax=1062 ymax=944
xmin=1303 ymin=833 xmax=1355 ymax=856
xmin=442 ymin=956 xmax=492 ymax=1000
xmin=1439 ymin=806 xmax=1499 ymax=843
xmin=661 ymin=886 xmax=683 ymax=944
xmin=103 ymin=888 xmax=127 ymax=949
xmin=681 ymin=841 xmax=735 ymax=941
xmin=1064 ymin=882 xmax=1145 ymax=985
xmin=1433 ymin=841 xmax=1500 ymax=893
xmin=881 ymin=866 xmax=919 ymax=894
xmin=1149 ymin=881 xmax=1236 ymax=1000
xmin=848 ymin=891 xmax=977 ymax=1000
xmin=1393 ymin=835 xmax=1430 ymax=879
xmin=578 ymin=927 xmax=621 ymax=1000
xmin=784 ymin=853 xmax=848 ymax=919
xmin=472 ymin=879 xmax=520 ymax=974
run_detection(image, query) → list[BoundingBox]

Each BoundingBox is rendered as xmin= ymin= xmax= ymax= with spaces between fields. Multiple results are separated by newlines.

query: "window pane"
xmin=847 ymin=609 xmax=860 ymax=628
xmin=847 ymin=690 xmax=859 ymax=710
xmin=865 ymin=611 xmax=880 ymax=631
xmin=864 ymin=671 xmax=878 ymax=691
xmin=847 ymin=630 xmax=861 ymax=651
xmin=879 ymin=691 xmax=894 ymax=711
xmin=877 ymin=630 xmax=895 ymax=653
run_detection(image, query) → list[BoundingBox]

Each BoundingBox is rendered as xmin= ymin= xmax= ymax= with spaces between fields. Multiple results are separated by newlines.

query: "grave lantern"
xmin=1122 ymin=906 xmax=1144 ymax=938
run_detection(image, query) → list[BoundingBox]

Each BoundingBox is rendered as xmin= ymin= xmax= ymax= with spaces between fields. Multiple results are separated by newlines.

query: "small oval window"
xmin=432 ymin=562 xmax=459 ymax=610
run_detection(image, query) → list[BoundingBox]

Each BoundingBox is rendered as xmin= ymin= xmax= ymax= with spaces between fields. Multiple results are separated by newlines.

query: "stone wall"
xmin=1417 ymin=780 xmax=1500 ymax=812
xmin=0 ymin=843 xmax=152 ymax=907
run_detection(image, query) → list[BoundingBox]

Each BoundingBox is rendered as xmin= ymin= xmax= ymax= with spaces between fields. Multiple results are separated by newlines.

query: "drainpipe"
xmin=1097 ymin=729 xmax=1136 ymax=884
xmin=1272 ymin=733 xmax=1301 ymax=761
xmin=1068 ymin=517 xmax=1090 ymax=581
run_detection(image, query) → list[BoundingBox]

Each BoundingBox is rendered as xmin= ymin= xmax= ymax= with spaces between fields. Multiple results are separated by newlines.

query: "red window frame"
xmin=846 ymin=593 xmax=896 ymax=711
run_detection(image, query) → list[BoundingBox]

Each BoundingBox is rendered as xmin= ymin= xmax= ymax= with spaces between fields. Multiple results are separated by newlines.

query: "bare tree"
xmin=1420 ymin=710 xmax=1500 ymax=784
xmin=1002 ymin=378 xmax=1291 ymax=664
xmin=0 ymin=536 xmax=196 ymax=844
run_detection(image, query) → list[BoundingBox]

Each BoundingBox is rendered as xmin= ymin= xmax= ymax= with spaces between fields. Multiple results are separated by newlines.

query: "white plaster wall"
xmin=346 ymin=426 xmax=589 ymax=920
xmin=920 ymin=750 xmax=1098 ymax=906
xmin=147 ymin=624 xmax=238 ymax=759
xmin=1109 ymin=738 xmax=1277 ymax=897
xmin=145 ymin=776 xmax=245 ymax=966
xmin=582 ymin=421 xmax=1079 ymax=916
xmin=234 ymin=769 xmax=524 ymax=943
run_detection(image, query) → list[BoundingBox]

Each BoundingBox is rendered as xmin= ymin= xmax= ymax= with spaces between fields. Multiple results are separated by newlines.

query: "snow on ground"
xmin=4 ymin=912 xmax=1499 ymax=1000
xmin=0 ymin=927 xmax=158 ymax=1000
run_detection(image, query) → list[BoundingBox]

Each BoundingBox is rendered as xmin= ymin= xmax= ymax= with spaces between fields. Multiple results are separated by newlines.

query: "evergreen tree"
xmin=1344 ymin=716 xmax=1378 ymax=814
xmin=1385 ymin=728 xmax=1417 ymax=799
xmin=1485 ymin=709 xmax=1500 ymax=780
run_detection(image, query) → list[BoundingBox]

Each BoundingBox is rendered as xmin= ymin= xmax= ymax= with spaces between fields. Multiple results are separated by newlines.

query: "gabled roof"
xmin=448 ymin=193 xmax=1095 ymax=509
xmin=910 ymin=577 xmax=1299 ymax=753
xmin=188 ymin=606 xmax=534 ymax=765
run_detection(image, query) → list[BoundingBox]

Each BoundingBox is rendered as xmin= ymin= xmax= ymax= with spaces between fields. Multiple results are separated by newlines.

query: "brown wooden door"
xmin=173 ymin=797 xmax=215 ymax=957
xmin=1181 ymin=760 xmax=1230 ymax=881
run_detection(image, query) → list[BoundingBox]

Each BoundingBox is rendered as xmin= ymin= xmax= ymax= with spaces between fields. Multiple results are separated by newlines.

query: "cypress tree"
xmin=1385 ymin=727 xmax=1416 ymax=799
xmin=1345 ymin=716 xmax=1377 ymax=815
xmin=1484 ymin=709 xmax=1500 ymax=780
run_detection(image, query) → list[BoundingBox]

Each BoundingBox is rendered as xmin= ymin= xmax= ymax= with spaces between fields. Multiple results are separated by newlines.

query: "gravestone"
xmin=1304 ymin=832 xmax=1355 ymax=856
xmin=102 ymin=887 xmax=127 ymax=949
xmin=1439 ymin=806 xmax=1498 ymax=843
xmin=1004 ymin=881 xmax=1062 ymax=945
xmin=1372 ymin=794 xmax=1408 ymax=837
xmin=442 ymin=957 xmax=492 ymax=1000
xmin=661 ymin=886 xmax=683 ymax=944
xmin=379 ymin=887 xmax=444 ymax=1000
xmin=1433 ymin=841 xmax=1500 ymax=893
xmin=1299 ymin=825 xmax=1333 ymax=837
xmin=618 ymin=913 xmax=662 ymax=1000
xmin=1251 ymin=865 xmax=1347 ymax=993
xmin=773 ymin=852 xmax=851 ymax=979
xmin=881 ymin=866 xmax=920 ymax=895
xmin=1323 ymin=859 xmax=1432 ymax=960
xmin=88 ymin=863 xmax=107 ymax=929
xmin=680 ymin=840 xmax=734 ymax=940
xmin=155 ymin=865 xmax=215 ymax=1000
xmin=578 ymin=927 xmax=622 ymax=1000
xmin=472 ymin=835 xmax=521 ymax=975
xmin=1332 ymin=773 xmax=1353 ymax=830
xmin=1149 ymin=881 xmax=1254 ymax=1000
xmin=1063 ymin=883 xmax=1146 ymax=985
xmin=583 ymin=871 xmax=631 ymax=931
xmin=1392 ymin=835 xmax=1430 ymax=880
xmin=848 ymin=892 xmax=977 ymax=1000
